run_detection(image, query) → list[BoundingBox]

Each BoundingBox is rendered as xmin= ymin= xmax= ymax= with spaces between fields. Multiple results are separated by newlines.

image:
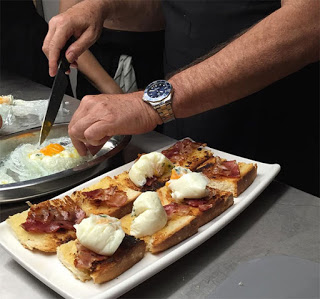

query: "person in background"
xmin=42 ymin=0 xmax=319 ymax=196
xmin=0 ymin=0 xmax=73 ymax=96
xmin=59 ymin=0 xmax=165 ymax=99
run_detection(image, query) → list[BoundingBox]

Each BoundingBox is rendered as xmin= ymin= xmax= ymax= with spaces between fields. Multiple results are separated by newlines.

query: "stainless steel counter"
xmin=0 ymin=74 xmax=319 ymax=299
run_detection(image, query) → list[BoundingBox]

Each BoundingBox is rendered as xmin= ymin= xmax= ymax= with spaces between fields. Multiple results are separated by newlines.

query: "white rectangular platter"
xmin=0 ymin=141 xmax=280 ymax=299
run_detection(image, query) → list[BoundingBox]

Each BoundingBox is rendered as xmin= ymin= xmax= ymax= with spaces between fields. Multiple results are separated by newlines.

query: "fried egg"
xmin=0 ymin=95 xmax=13 ymax=105
xmin=0 ymin=170 xmax=16 ymax=185
xmin=0 ymin=136 xmax=92 ymax=184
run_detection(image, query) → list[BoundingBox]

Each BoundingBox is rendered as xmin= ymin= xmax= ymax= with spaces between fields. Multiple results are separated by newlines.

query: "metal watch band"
xmin=154 ymin=96 xmax=175 ymax=123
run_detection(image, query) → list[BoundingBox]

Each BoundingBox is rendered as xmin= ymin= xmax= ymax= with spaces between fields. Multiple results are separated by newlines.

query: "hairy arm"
xmin=102 ymin=0 xmax=164 ymax=32
xmin=169 ymin=0 xmax=319 ymax=118
xmin=67 ymin=0 xmax=319 ymax=156
xmin=44 ymin=0 xmax=164 ymax=76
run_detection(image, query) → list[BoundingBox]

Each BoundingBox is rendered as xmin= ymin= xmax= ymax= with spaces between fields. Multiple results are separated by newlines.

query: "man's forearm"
xmin=170 ymin=0 xmax=319 ymax=118
xmin=100 ymin=0 xmax=164 ymax=31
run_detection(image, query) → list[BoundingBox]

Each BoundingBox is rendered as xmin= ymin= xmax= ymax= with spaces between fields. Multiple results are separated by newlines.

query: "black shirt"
xmin=160 ymin=0 xmax=319 ymax=196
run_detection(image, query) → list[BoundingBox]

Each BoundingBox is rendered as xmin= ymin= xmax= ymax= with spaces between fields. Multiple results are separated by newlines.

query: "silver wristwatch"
xmin=142 ymin=80 xmax=175 ymax=123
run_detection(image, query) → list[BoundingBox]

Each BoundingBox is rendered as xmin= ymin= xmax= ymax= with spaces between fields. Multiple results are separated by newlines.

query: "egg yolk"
xmin=170 ymin=168 xmax=183 ymax=180
xmin=166 ymin=169 xmax=183 ymax=186
xmin=40 ymin=143 xmax=65 ymax=156
xmin=0 ymin=97 xmax=9 ymax=104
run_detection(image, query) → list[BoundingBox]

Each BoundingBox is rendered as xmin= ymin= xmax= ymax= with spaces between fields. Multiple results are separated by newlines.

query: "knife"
xmin=39 ymin=37 xmax=75 ymax=145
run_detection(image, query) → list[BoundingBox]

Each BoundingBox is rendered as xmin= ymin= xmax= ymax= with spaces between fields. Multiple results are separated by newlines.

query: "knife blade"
xmin=39 ymin=37 xmax=75 ymax=145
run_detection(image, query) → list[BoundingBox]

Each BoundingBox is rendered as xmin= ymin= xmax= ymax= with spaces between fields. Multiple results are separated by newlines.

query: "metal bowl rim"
xmin=0 ymin=124 xmax=131 ymax=190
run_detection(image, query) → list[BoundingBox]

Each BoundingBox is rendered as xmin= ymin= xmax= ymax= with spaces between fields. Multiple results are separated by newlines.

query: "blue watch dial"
xmin=146 ymin=80 xmax=172 ymax=102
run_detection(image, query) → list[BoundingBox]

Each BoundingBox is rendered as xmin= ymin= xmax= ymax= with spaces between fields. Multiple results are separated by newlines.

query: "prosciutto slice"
xmin=161 ymin=138 xmax=204 ymax=163
xmin=184 ymin=199 xmax=213 ymax=211
xmin=22 ymin=196 xmax=86 ymax=233
xmin=82 ymin=186 xmax=128 ymax=207
xmin=74 ymin=242 xmax=107 ymax=271
xmin=198 ymin=157 xmax=240 ymax=178
xmin=164 ymin=203 xmax=191 ymax=217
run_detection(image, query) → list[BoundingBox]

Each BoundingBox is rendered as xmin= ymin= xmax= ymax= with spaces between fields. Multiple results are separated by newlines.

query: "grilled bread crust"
xmin=7 ymin=198 xmax=77 ymax=253
xmin=71 ymin=175 xmax=141 ymax=219
xmin=57 ymin=237 xmax=146 ymax=284
xmin=197 ymin=157 xmax=258 ymax=197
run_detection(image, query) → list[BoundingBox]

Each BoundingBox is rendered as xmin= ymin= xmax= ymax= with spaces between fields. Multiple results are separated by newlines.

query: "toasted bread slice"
xmin=114 ymin=171 xmax=140 ymax=191
xmin=196 ymin=157 xmax=258 ymax=197
xmin=7 ymin=199 xmax=78 ymax=253
xmin=121 ymin=184 xmax=233 ymax=254
xmin=157 ymin=185 xmax=234 ymax=228
xmin=71 ymin=176 xmax=141 ymax=219
xmin=161 ymin=138 xmax=213 ymax=171
xmin=57 ymin=237 xmax=146 ymax=284
xmin=57 ymin=240 xmax=91 ymax=282
xmin=194 ymin=189 xmax=234 ymax=227
xmin=120 ymin=212 xmax=198 ymax=254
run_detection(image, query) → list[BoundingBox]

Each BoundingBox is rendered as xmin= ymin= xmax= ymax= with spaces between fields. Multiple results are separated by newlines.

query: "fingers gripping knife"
xmin=39 ymin=36 xmax=76 ymax=145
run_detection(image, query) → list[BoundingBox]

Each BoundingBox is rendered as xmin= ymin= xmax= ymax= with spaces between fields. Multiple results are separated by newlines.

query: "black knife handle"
xmin=60 ymin=36 xmax=76 ymax=72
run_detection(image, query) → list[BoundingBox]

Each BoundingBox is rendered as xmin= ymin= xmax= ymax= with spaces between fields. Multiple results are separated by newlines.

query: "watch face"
xmin=145 ymin=80 xmax=172 ymax=102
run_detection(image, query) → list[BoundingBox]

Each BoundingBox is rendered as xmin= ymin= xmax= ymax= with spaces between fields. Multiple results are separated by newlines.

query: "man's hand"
xmin=42 ymin=0 xmax=107 ymax=77
xmin=68 ymin=92 xmax=163 ymax=156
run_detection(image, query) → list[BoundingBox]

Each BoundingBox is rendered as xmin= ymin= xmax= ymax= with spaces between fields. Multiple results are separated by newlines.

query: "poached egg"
xmin=167 ymin=167 xmax=209 ymax=202
xmin=129 ymin=152 xmax=173 ymax=187
xmin=74 ymin=214 xmax=125 ymax=256
xmin=130 ymin=191 xmax=167 ymax=238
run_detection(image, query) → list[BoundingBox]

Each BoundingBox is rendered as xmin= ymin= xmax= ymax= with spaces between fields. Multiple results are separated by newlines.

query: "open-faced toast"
xmin=71 ymin=175 xmax=141 ymax=219
xmin=196 ymin=156 xmax=257 ymax=197
xmin=6 ymin=137 xmax=257 ymax=285
xmin=121 ymin=210 xmax=199 ymax=254
xmin=120 ymin=183 xmax=233 ymax=254
xmin=161 ymin=138 xmax=213 ymax=171
xmin=57 ymin=236 xmax=146 ymax=283
xmin=6 ymin=196 xmax=85 ymax=252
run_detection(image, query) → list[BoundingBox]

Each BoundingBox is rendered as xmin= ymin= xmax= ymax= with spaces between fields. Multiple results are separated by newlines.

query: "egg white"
xmin=130 ymin=191 xmax=168 ymax=238
xmin=74 ymin=214 xmax=125 ymax=256
xmin=0 ymin=136 xmax=91 ymax=184
xmin=129 ymin=152 xmax=174 ymax=187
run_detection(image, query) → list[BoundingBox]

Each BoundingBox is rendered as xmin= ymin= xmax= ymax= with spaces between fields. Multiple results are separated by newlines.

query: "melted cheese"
xmin=74 ymin=214 xmax=125 ymax=256
xmin=129 ymin=152 xmax=173 ymax=187
xmin=130 ymin=191 xmax=167 ymax=238
xmin=167 ymin=172 xmax=209 ymax=202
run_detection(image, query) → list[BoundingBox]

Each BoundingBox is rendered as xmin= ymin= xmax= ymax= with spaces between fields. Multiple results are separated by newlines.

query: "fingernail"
xmin=49 ymin=68 xmax=55 ymax=77
xmin=66 ymin=51 xmax=75 ymax=63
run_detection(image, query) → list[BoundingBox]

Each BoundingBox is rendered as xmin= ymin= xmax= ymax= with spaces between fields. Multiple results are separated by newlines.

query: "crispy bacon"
xmin=183 ymin=188 xmax=216 ymax=211
xmin=21 ymin=196 xmax=86 ymax=233
xmin=198 ymin=203 xmax=213 ymax=212
xmin=74 ymin=236 xmax=142 ymax=271
xmin=145 ymin=176 xmax=158 ymax=186
xmin=164 ymin=203 xmax=191 ymax=217
xmin=82 ymin=186 xmax=128 ymax=207
xmin=161 ymin=139 xmax=205 ymax=163
xmin=184 ymin=199 xmax=213 ymax=211
xmin=141 ymin=176 xmax=165 ymax=192
xmin=197 ymin=157 xmax=240 ymax=178
xmin=184 ymin=199 xmax=208 ymax=207
xmin=74 ymin=242 xmax=107 ymax=271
